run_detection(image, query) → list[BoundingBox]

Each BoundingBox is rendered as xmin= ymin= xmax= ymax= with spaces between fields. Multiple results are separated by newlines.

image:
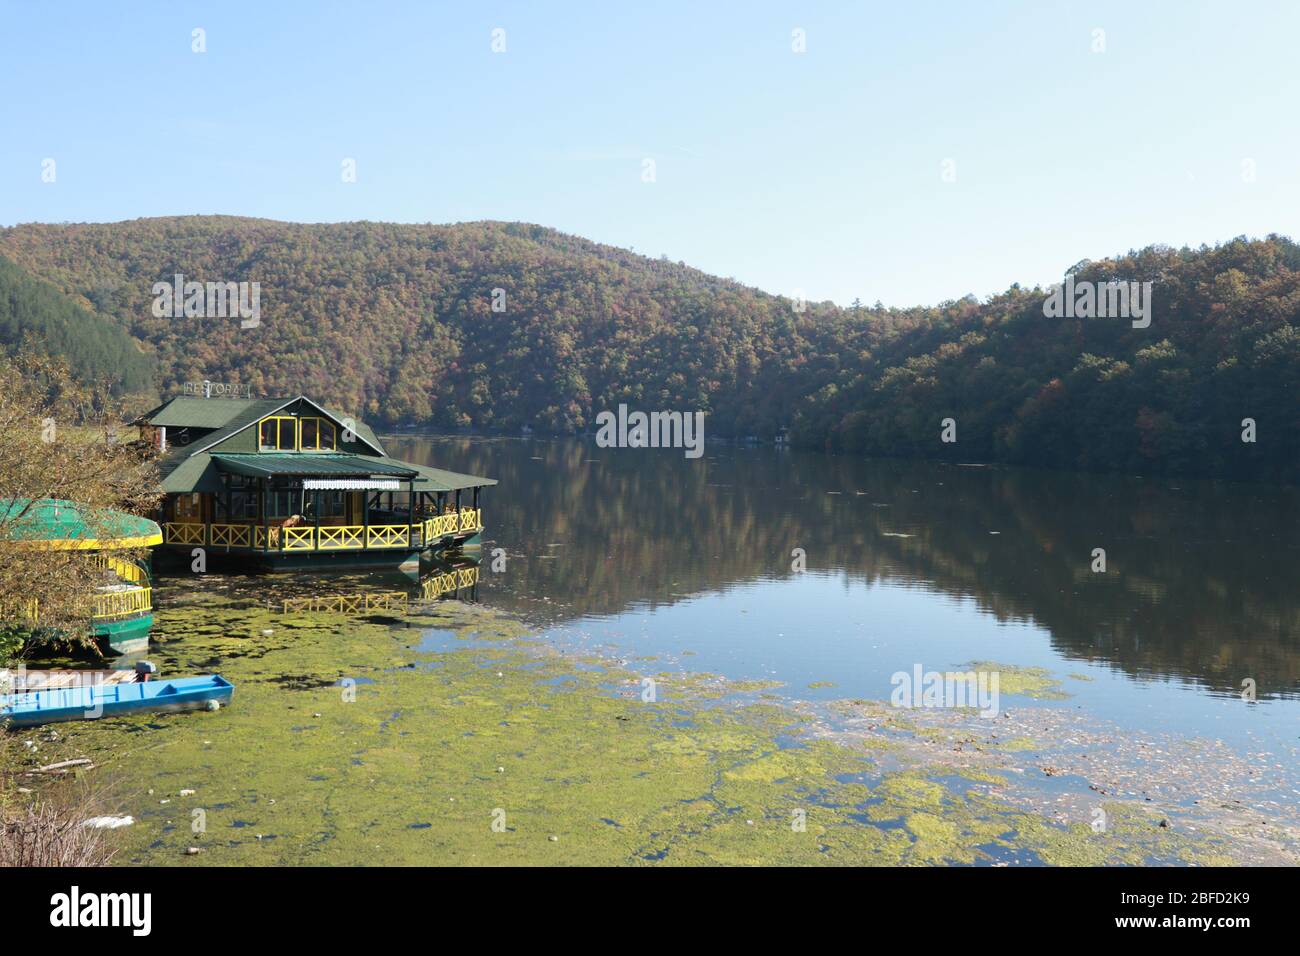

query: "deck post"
xmin=314 ymin=489 xmax=321 ymax=550
xmin=407 ymin=478 xmax=415 ymax=548
xmin=260 ymin=479 xmax=269 ymax=552
xmin=363 ymin=489 xmax=369 ymax=549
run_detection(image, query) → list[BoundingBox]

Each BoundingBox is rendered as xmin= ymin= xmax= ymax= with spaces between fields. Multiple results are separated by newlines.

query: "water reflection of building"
xmin=280 ymin=558 xmax=480 ymax=615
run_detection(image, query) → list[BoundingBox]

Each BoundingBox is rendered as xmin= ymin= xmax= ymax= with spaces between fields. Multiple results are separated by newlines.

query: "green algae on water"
xmin=21 ymin=583 xmax=1225 ymax=866
xmin=959 ymin=661 xmax=1071 ymax=700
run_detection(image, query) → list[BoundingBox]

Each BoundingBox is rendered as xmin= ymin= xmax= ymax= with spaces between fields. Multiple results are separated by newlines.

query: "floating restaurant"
xmin=135 ymin=396 xmax=495 ymax=572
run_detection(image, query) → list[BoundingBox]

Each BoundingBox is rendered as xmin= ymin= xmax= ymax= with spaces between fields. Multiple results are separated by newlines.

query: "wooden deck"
xmin=162 ymin=509 xmax=483 ymax=552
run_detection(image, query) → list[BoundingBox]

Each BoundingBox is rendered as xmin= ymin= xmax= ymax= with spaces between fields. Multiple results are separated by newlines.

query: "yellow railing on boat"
xmin=9 ymin=584 xmax=151 ymax=626
xmin=9 ymin=597 xmax=41 ymax=625
xmin=89 ymin=553 xmax=147 ymax=584
xmin=92 ymin=587 xmax=152 ymax=621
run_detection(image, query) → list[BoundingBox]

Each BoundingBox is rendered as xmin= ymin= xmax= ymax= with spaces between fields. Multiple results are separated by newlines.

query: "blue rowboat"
xmin=0 ymin=675 xmax=233 ymax=727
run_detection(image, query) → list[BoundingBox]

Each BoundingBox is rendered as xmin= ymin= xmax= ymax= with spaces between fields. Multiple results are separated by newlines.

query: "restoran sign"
xmin=183 ymin=381 xmax=253 ymax=399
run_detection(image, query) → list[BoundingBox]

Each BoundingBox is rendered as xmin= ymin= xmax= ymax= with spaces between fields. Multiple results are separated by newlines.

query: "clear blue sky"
xmin=2 ymin=0 xmax=1297 ymax=306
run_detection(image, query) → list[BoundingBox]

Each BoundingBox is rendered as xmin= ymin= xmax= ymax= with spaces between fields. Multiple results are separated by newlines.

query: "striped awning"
xmin=302 ymin=479 xmax=402 ymax=491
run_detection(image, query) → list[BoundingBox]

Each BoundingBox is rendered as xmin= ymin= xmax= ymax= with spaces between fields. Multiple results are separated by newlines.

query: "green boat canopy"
xmin=0 ymin=498 xmax=162 ymax=551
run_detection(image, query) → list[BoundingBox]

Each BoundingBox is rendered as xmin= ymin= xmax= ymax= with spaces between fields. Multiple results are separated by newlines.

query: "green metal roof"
xmin=0 ymin=498 xmax=162 ymax=550
xmin=210 ymin=454 xmax=419 ymax=479
xmin=397 ymin=460 xmax=498 ymax=492
xmin=136 ymin=397 xmax=281 ymax=430
xmin=315 ymin=403 xmax=385 ymax=456
xmin=138 ymin=396 xmax=387 ymax=456
xmin=158 ymin=450 xmax=225 ymax=494
xmin=186 ymin=400 xmax=303 ymax=453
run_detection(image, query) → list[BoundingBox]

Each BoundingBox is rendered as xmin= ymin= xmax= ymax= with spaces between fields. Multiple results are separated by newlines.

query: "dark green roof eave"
xmin=388 ymin=458 xmax=497 ymax=492
xmin=210 ymin=453 xmax=420 ymax=479
xmin=159 ymin=451 xmax=224 ymax=493
xmin=157 ymin=450 xmax=491 ymax=489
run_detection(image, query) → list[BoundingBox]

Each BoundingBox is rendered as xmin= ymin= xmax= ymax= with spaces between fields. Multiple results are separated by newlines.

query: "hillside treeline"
xmin=0 ymin=217 xmax=1295 ymax=479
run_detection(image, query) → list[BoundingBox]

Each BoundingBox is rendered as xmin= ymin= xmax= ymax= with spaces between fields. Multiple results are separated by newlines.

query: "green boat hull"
xmin=91 ymin=613 xmax=153 ymax=655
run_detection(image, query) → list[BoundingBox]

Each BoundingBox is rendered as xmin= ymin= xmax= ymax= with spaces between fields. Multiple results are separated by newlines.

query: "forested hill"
xmin=0 ymin=216 xmax=1296 ymax=480
xmin=0 ymin=255 xmax=153 ymax=394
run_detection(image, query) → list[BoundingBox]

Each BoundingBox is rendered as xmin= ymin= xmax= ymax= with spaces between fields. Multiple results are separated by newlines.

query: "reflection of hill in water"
xmin=393 ymin=436 xmax=1300 ymax=699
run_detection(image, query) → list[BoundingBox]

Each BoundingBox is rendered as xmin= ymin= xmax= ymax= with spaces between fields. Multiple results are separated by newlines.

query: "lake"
xmin=36 ymin=433 xmax=1299 ymax=866
xmin=394 ymin=435 xmax=1300 ymax=752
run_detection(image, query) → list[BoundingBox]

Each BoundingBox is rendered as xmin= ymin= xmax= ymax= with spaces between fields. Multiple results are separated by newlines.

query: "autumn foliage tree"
xmin=0 ymin=351 xmax=160 ymax=660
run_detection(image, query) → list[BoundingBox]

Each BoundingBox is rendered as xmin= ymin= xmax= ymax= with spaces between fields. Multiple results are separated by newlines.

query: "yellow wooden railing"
xmin=365 ymin=525 xmax=409 ymax=549
xmin=282 ymin=526 xmax=315 ymax=551
xmin=210 ymin=523 xmax=253 ymax=548
xmin=10 ymin=597 xmax=41 ymax=625
xmin=92 ymin=587 xmax=152 ymax=621
xmin=165 ymin=514 xmax=481 ymax=552
xmin=423 ymin=509 xmax=482 ymax=540
xmin=459 ymin=508 xmax=482 ymax=533
xmin=424 ymin=513 xmax=458 ymax=538
xmin=165 ymin=522 xmax=205 ymax=545
xmin=110 ymin=557 xmax=145 ymax=584
xmin=318 ymin=525 xmax=364 ymax=550
xmin=90 ymin=554 xmax=147 ymax=584
xmin=10 ymin=583 xmax=151 ymax=627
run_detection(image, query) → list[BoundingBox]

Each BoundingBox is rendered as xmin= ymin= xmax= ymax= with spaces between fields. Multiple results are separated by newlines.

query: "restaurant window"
xmin=259 ymin=417 xmax=297 ymax=451
xmin=175 ymin=493 xmax=202 ymax=520
xmin=266 ymin=490 xmax=301 ymax=519
xmin=214 ymin=492 xmax=257 ymax=521
xmin=300 ymin=417 xmax=337 ymax=451
xmin=230 ymin=492 xmax=257 ymax=520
